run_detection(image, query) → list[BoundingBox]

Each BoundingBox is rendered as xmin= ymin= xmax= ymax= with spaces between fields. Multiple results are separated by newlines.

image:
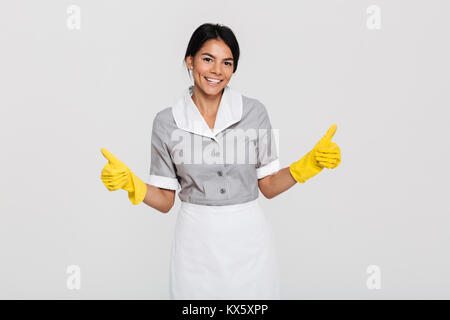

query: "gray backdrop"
xmin=1 ymin=0 xmax=449 ymax=299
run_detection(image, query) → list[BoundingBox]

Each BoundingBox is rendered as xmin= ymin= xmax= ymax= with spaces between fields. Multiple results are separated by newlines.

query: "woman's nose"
xmin=211 ymin=62 xmax=222 ymax=74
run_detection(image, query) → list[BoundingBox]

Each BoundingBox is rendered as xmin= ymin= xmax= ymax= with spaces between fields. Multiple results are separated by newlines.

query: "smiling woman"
xmin=183 ymin=24 xmax=240 ymax=123
xmin=154 ymin=23 xmax=284 ymax=300
xmin=99 ymin=22 xmax=341 ymax=300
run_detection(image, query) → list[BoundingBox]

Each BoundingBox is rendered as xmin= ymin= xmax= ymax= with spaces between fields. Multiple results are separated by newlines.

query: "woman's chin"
xmin=199 ymin=83 xmax=225 ymax=96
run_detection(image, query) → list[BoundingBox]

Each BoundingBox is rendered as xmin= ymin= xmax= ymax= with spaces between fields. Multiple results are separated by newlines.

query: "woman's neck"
xmin=191 ymin=85 xmax=224 ymax=117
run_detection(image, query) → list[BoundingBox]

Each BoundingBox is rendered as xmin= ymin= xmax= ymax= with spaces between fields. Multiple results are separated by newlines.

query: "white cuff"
xmin=256 ymin=158 xmax=280 ymax=179
xmin=148 ymin=174 xmax=180 ymax=191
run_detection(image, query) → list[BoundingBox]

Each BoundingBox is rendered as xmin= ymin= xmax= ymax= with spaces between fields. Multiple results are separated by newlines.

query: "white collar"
xmin=171 ymin=85 xmax=243 ymax=139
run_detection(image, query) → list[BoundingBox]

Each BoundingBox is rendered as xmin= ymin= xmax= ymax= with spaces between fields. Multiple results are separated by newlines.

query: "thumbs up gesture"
xmin=100 ymin=148 xmax=147 ymax=205
xmin=289 ymin=124 xmax=341 ymax=183
xmin=313 ymin=124 xmax=341 ymax=169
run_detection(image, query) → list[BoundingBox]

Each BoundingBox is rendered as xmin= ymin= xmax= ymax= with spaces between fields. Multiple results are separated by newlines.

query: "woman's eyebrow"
xmin=201 ymin=52 xmax=234 ymax=61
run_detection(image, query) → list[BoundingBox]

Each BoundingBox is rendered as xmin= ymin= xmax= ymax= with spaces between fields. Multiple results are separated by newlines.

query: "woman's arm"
xmin=142 ymin=184 xmax=175 ymax=213
xmin=258 ymin=167 xmax=297 ymax=199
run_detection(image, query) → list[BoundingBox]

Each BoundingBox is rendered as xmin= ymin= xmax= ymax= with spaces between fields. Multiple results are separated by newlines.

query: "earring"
xmin=190 ymin=66 xmax=193 ymax=70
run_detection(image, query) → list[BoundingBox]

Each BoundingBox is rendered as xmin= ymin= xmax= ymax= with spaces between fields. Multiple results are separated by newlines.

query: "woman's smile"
xmin=204 ymin=76 xmax=223 ymax=87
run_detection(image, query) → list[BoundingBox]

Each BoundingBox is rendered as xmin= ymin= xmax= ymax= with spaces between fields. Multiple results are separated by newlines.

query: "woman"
xmin=100 ymin=23 xmax=341 ymax=299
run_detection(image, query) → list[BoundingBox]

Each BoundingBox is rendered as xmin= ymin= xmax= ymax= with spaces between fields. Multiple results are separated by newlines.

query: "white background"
xmin=1 ymin=0 xmax=449 ymax=299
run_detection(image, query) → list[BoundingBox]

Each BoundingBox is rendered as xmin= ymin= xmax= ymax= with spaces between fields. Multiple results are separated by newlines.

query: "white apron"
xmin=169 ymin=199 xmax=281 ymax=300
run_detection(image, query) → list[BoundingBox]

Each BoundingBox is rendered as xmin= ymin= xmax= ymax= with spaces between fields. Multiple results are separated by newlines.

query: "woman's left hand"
xmin=314 ymin=142 xmax=341 ymax=169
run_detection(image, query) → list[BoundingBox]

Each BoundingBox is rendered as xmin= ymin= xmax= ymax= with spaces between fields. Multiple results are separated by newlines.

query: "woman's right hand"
xmin=100 ymin=148 xmax=147 ymax=205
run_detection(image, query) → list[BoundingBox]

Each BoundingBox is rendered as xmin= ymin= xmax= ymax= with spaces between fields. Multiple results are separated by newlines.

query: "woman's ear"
xmin=185 ymin=56 xmax=193 ymax=70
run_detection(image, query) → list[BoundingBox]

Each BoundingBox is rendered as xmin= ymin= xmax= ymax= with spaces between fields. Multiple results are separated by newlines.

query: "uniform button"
xmin=219 ymin=188 xmax=226 ymax=194
xmin=217 ymin=170 xmax=223 ymax=176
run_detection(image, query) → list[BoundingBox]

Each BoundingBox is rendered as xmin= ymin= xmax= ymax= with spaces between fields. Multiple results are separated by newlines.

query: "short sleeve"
xmin=148 ymin=115 xmax=180 ymax=190
xmin=255 ymin=101 xmax=280 ymax=179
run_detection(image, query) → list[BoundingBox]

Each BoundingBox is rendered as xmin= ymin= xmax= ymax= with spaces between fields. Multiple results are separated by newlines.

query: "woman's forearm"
xmin=142 ymin=184 xmax=175 ymax=213
xmin=258 ymin=167 xmax=297 ymax=199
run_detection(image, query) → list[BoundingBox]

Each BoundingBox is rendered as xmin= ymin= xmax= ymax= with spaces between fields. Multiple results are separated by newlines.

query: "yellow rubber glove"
xmin=289 ymin=124 xmax=341 ymax=183
xmin=100 ymin=148 xmax=147 ymax=205
xmin=315 ymin=142 xmax=341 ymax=169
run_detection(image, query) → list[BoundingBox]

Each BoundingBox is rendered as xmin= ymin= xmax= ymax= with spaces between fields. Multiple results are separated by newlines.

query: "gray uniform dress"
xmin=149 ymin=85 xmax=281 ymax=299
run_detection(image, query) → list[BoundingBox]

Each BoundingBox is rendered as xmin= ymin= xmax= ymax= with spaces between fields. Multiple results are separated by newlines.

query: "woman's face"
xmin=186 ymin=38 xmax=234 ymax=96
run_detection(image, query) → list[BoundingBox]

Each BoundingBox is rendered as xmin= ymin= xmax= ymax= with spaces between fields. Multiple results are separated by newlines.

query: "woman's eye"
xmin=203 ymin=58 xmax=232 ymax=67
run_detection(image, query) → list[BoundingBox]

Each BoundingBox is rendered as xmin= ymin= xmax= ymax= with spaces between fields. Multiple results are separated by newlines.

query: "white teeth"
xmin=205 ymin=77 xmax=221 ymax=83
